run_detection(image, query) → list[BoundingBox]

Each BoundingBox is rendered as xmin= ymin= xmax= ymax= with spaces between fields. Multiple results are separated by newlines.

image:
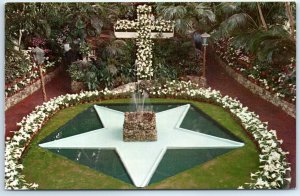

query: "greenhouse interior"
xmin=4 ymin=1 xmax=296 ymax=190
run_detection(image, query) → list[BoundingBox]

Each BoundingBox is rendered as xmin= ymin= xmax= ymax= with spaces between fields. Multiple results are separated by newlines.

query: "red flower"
xmin=32 ymin=37 xmax=46 ymax=47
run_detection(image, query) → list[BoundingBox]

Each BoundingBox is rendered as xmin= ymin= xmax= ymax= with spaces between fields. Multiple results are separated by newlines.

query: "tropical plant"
xmin=67 ymin=38 xmax=136 ymax=90
xmin=59 ymin=3 xmax=129 ymax=39
xmin=284 ymin=2 xmax=295 ymax=40
xmin=156 ymin=2 xmax=216 ymax=36
xmin=153 ymin=38 xmax=198 ymax=78
xmin=5 ymin=3 xmax=133 ymax=94
xmin=212 ymin=2 xmax=296 ymax=66
xmin=5 ymin=3 xmax=72 ymax=47
xmin=85 ymin=63 xmax=100 ymax=90
xmin=67 ymin=60 xmax=87 ymax=82
xmin=95 ymin=39 xmax=136 ymax=88
xmin=5 ymin=41 xmax=33 ymax=84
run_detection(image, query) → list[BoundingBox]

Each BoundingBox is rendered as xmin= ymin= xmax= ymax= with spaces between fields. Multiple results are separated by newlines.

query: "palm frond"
xmin=102 ymin=39 xmax=127 ymax=58
xmin=258 ymin=38 xmax=295 ymax=64
xmin=194 ymin=5 xmax=216 ymax=24
xmin=212 ymin=13 xmax=257 ymax=40
xmin=216 ymin=2 xmax=242 ymax=16
xmin=112 ymin=39 xmax=127 ymax=47
xmin=174 ymin=18 xmax=194 ymax=35
xmin=231 ymin=28 xmax=295 ymax=65
xmin=160 ymin=5 xmax=187 ymax=20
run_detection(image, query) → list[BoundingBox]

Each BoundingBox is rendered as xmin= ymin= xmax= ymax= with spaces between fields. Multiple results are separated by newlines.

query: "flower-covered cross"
xmin=114 ymin=5 xmax=174 ymax=80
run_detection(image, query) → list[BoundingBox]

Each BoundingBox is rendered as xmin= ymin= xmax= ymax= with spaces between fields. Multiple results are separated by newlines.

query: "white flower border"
xmin=5 ymin=81 xmax=290 ymax=190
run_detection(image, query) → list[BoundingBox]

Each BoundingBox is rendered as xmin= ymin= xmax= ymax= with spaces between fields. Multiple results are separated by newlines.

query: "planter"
xmin=114 ymin=31 xmax=174 ymax=39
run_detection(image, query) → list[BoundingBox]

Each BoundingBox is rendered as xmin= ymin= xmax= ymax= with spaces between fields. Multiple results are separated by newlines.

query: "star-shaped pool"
xmin=39 ymin=103 xmax=244 ymax=187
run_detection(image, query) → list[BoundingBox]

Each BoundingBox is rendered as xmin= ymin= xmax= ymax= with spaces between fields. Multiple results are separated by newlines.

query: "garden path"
xmin=206 ymin=52 xmax=296 ymax=188
xmin=4 ymin=52 xmax=296 ymax=188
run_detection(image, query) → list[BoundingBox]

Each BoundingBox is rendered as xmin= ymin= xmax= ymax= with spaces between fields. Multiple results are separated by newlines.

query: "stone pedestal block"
xmin=123 ymin=111 xmax=157 ymax=142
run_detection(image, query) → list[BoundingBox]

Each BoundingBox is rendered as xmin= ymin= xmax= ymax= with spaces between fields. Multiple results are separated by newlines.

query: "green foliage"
xmin=90 ymin=16 xmax=103 ymax=35
xmin=156 ymin=3 xmax=216 ymax=35
xmin=5 ymin=2 xmax=128 ymax=58
xmin=153 ymin=63 xmax=177 ymax=80
xmin=67 ymin=61 xmax=88 ymax=82
xmin=5 ymin=2 xmax=135 ymax=91
xmin=85 ymin=64 xmax=100 ymax=90
xmin=212 ymin=2 xmax=296 ymax=66
xmin=230 ymin=26 xmax=295 ymax=66
xmin=153 ymin=38 xmax=198 ymax=78
xmin=215 ymin=2 xmax=242 ymax=16
xmin=95 ymin=39 xmax=135 ymax=88
xmin=215 ymin=38 xmax=296 ymax=102
xmin=6 ymin=2 xmax=296 ymax=94
xmin=213 ymin=13 xmax=258 ymax=39
xmin=5 ymin=44 xmax=32 ymax=83
xmin=79 ymin=41 xmax=91 ymax=56
xmin=68 ymin=38 xmax=136 ymax=90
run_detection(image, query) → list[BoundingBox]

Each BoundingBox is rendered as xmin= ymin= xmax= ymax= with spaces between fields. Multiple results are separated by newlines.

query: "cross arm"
xmin=114 ymin=19 xmax=138 ymax=31
xmin=151 ymin=20 xmax=175 ymax=33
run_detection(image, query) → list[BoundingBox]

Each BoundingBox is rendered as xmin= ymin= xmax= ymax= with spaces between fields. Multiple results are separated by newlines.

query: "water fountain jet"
xmin=123 ymin=84 xmax=157 ymax=142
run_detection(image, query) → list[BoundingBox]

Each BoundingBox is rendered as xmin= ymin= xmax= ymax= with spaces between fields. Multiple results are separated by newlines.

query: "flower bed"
xmin=216 ymin=58 xmax=295 ymax=118
xmin=5 ymin=49 xmax=59 ymax=98
xmin=5 ymin=81 xmax=290 ymax=189
xmin=5 ymin=65 xmax=63 ymax=110
xmin=214 ymin=38 xmax=296 ymax=104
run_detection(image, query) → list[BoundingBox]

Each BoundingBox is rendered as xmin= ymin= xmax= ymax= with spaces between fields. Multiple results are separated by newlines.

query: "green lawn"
xmin=22 ymin=98 xmax=259 ymax=189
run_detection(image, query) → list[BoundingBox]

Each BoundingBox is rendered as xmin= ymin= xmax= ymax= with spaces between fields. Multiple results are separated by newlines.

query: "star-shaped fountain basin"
xmin=39 ymin=104 xmax=244 ymax=188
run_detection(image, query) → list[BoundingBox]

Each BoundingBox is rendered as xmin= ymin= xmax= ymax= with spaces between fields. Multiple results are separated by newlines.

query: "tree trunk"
xmin=285 ymin=2 xmax=295 ymax=40
xmin=38 ymin=64 xmax=47 ymax=102
xmin=257 ymin=3 xmax=268 ymax=31
xmin=18 ymin=30 xmax=22 ymax=51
